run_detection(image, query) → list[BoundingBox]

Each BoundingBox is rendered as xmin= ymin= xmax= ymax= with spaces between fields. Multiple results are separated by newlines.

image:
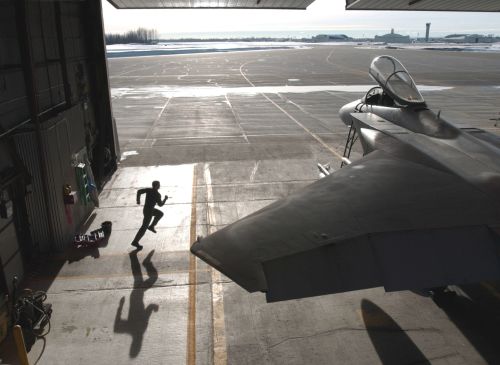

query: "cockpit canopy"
xmin=369 ymin=55 xmax=425 ymax=106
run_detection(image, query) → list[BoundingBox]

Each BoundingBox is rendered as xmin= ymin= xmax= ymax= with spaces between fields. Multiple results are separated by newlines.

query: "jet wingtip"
xmin=190 ymin=235 xmax=204 ymax=253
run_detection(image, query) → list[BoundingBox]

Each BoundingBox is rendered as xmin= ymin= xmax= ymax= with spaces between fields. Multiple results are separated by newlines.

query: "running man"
xmin=131 ymin=181 xmax=168 ymax=250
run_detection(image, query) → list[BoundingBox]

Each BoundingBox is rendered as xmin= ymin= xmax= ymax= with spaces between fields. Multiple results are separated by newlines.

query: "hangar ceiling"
xmin=345 ymin=0 xmax=500 ymax=12
xmin=108 ymin=0 xmax=316 ymax=9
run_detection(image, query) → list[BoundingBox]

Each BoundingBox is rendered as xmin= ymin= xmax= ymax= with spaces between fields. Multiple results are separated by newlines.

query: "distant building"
xmin=312 ymin=34 xmax=351 ymax=42
xmin=444 ymin=34 xmax=495 ymax=43
xmin=425 ymin=23 xmax=431 ymax=42
xmin=374 ymin=29 xmax=411 ymax=43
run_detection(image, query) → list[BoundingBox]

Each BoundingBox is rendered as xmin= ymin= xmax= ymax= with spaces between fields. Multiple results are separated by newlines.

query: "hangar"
xmin=0 ymin=0 xmax=498 ymax=359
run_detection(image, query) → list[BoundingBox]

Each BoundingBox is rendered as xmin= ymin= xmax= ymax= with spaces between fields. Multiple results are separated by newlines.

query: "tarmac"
xmin=3 ymin=45 xmax=500 ymax=364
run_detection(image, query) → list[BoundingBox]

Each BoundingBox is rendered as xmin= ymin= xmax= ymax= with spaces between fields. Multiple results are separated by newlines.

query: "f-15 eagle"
xmin=191 ymin=56 xmax=500 ymax=302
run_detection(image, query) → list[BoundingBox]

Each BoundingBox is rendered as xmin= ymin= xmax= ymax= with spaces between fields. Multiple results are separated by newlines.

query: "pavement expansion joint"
xmin=425 ymin=353 xmax=463 ymax=362
xmin=40 ymin=268 xmax=211 ymax=281
xmin=266 ymin=325 xmax=440 ymax=350
xmin=99 ymin=203 xmax=194 ymax=208
xmin=198 ymin=179 xmax=315 ymax=187
xmin=50 ymin=280 xmax=212 ymax=295
xmin=199 ymin=198 xmax=282 ymax=204
xmin=41 ymin=249 xmax=198 ymax=261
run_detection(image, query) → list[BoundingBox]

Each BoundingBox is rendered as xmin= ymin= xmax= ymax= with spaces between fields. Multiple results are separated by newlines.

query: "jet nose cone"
xmin=339 ymin=100 xmax=361 ymax=126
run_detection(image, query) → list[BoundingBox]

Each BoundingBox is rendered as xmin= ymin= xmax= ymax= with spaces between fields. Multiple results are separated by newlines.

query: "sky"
xmin=102 ymin=0 xmax=500 ymax=38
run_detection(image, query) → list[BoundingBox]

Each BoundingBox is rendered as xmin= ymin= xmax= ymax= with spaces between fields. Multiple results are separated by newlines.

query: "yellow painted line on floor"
xmin=187 ymin=166 xmax=198 ymax=365
xmin=204 ymin=164 xmax=228 ymax=365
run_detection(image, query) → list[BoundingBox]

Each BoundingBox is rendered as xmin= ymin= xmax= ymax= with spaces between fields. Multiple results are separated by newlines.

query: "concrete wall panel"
xmin=48 ymin=63 xmax=64 ymax=106
xmin=0 ymin=97 xmax=30 ymax=132
xmin=0 ymin=72 xmax=26 ymax=105
xmin=0 ymin=39 xmax=21 ymax=65
xmin=0 ymin=2 xmax=27 ymax=132
xmin=35 ymin=66 xmax=52 ymax=111
xmin=0 ymin=4 xmax=17 ymax=37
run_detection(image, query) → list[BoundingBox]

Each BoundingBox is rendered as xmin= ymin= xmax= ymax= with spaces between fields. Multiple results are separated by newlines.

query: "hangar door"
xmin=0 ymin=201 xmax=24 ymax=295
xmin=0 ymin=141 xmax=29 ymax=295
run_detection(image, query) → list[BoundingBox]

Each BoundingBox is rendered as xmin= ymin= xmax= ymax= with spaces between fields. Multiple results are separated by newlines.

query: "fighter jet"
xmin=191 ymin=55 xmax=500 ymax=302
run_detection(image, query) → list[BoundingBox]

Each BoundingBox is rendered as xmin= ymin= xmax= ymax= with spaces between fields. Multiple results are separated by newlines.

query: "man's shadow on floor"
xmin=114 ymin=249 xmax=159 ymax=358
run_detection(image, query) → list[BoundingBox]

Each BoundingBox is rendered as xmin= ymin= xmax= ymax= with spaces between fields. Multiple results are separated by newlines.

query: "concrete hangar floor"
xmin=23 ymin=45 xmax=500 ymax=364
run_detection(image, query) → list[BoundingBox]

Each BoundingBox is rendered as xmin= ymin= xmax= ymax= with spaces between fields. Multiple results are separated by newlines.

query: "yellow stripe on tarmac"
xmin=204 ymin=164 xmax=228 ymax=365
xmin=187 ymin=167 xmax=198 ymax=365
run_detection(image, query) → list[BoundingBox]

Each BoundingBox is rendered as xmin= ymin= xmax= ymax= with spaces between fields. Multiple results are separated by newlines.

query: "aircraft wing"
xmin=191 ymin=150 xmax=500 ymax=302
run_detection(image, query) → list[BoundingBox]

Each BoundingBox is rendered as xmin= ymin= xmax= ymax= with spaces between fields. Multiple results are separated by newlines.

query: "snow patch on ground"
xmin=106 ymin=42 xmax=310 ymax=58
xmin=111 ymin=84 xmax=453 ymax=99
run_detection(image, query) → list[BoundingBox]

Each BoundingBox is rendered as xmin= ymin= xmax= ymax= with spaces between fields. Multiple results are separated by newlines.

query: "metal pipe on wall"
xmin=84 ymin=0 xmax=118 ymax=189
xmin=15 ymin=0 xmax=57 ymax=252
xmin=0 ymin=118 xmax=32 ymax=139
xmin=54 ymin=1 xmax=72 ymax=107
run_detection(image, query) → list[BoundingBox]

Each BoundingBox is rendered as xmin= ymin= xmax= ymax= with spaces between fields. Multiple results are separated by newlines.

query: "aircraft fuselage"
xmin=339 ymin=100 xmax=500 ymax=202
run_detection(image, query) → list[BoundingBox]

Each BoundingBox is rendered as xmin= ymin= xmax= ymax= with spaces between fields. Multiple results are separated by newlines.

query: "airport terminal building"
xmin=374 ymin=29 xmax=411 ymax=43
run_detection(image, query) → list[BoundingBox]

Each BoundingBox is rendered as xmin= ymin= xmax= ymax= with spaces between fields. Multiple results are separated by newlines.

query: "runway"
xmin=25 ymin=45 xmax=500 ymax=364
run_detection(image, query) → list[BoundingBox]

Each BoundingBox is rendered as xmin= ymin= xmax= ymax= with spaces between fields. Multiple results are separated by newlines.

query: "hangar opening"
xmin=1 ymin=0 xmax=500 ymax=363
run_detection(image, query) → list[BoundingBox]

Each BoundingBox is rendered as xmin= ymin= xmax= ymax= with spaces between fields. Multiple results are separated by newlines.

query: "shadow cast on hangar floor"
xmin=114 ymin=249 xmax=159 ymax=358
xmin=361 ymin=299 xmax=430 ymax=365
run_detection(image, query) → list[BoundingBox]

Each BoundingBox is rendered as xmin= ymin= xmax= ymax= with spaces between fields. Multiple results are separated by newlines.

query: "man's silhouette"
xmin=114 ymin=250 xmax=159 ymax=357
xmin=131 ymin=181 xmax=168 ymax=250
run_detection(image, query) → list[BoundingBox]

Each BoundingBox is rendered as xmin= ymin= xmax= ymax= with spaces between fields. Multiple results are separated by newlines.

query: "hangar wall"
xmin=15 ymin=107 xmax=93 ymax=253
xmin=0 ymin=0 xmax=117 ymax=293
